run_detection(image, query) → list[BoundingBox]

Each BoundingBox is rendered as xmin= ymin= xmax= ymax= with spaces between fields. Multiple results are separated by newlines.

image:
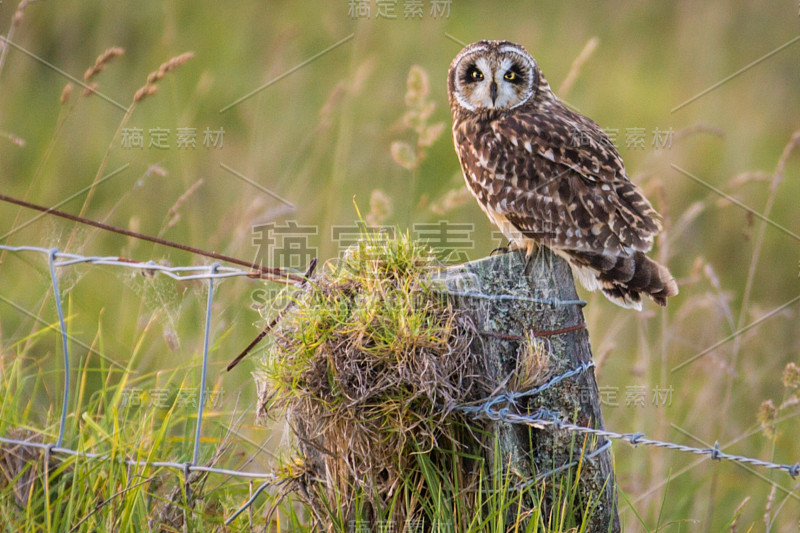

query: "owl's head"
xmin=448 ymin=40 xmax=542 ymax=114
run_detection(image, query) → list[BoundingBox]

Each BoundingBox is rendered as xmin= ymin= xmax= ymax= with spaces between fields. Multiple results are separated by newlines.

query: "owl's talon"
xmin=489 ymin=241 xmax=514 ymax=257
xmin=490 ymin=240 xmax=515 ymax=256
xmin=490 ymin=246 xmax=510 ymax=256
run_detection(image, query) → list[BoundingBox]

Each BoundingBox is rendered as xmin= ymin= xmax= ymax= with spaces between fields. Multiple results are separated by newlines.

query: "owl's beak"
xmin=490 ymin=80 xmax=498 ymax=104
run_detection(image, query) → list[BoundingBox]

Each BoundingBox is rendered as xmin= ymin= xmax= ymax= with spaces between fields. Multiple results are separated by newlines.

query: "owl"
xmin=447 ymin=40 xmax=678 ymax=310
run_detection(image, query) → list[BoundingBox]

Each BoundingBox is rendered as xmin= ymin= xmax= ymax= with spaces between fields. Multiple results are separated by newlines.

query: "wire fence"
xmin=0 ymin=243 xmax=798 ymax=526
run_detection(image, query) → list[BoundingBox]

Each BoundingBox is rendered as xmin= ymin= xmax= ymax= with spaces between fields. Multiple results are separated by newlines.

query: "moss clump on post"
xmin=257 ymin=232 xmax=488 ymax=524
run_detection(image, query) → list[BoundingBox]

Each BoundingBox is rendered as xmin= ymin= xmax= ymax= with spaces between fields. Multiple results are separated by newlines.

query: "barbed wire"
xmin=483 ymin=405 xmax=800 ymax=479
xmin=456 ymin=360 xmax=596 ymax=414
xmin=470 ymin=363 xmax=800 ymax=480
xmin=0 ymin=244 xmax=798 ymax=528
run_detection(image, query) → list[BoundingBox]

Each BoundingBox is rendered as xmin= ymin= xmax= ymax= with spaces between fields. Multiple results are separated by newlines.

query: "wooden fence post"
xmin=445 ymin=248 xmax=620 ymax=531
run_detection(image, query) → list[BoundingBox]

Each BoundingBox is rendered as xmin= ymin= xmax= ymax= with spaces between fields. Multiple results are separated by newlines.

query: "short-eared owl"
xmin=447 ymin=40 xmax=678 ymax=310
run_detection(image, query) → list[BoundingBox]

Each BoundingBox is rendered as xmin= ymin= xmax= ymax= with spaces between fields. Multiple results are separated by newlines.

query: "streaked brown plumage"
xmin=447 ymin=40 xmax=677 ymax=309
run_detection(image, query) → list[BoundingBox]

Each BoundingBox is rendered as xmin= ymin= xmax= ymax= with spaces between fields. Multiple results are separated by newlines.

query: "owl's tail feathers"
xmin=564 ymin=250 xmax=678 ymax=310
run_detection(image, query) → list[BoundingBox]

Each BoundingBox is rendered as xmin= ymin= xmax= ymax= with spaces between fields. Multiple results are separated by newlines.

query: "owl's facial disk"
xmin=454 ymin=47 xmax=536 ymax=112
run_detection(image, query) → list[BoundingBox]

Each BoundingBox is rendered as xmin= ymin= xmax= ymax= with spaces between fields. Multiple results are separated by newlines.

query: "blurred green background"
xmin=1 ymin=1 xmax=799 ymax=529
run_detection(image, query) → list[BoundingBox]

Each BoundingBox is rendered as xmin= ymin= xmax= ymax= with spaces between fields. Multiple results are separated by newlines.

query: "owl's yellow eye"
xmin=469 ymin=68 xmax=484 ymax=80
xmin=504 ymin=71 xmax=516 ymax=81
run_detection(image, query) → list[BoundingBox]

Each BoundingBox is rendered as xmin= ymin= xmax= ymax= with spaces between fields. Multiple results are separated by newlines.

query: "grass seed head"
xmin=83 ymin=47 xmax=125 ymax=81
xmin=133 ymin=52 xmax=194 ymax=103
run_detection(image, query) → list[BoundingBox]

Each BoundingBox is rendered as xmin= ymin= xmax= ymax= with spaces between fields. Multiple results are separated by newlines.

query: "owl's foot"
xmin=523 ymin=251 xmax=535 ymax=275
xmin=521 ymin=242 xmax=539 ymax=276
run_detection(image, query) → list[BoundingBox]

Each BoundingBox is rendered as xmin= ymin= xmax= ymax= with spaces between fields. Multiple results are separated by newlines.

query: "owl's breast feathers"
xmin=453 ymin=105 xmax=661 ymax=257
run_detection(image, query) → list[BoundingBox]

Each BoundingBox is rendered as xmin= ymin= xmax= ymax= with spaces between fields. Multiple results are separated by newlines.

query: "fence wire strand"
xmin=1 ymin=244 xmax=798 ymax=527
xmin=193 ymin=262 xmax=218 ymax=465
xmin=46 ymin=248 xmax=70 ymax=448
xmin=0 ymin=244 xmax=280 ymax=280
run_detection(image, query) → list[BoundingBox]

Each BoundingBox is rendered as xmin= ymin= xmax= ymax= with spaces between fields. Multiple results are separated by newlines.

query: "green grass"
xmin=0 ymin=321 xmax=264 ymax=531
xmin=295 ymin=437 xmax=615 ymax=532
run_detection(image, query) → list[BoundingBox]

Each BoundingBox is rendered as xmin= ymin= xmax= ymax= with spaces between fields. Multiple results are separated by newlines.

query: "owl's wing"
xmin=458 ymin=106 xmax=661 ymax=255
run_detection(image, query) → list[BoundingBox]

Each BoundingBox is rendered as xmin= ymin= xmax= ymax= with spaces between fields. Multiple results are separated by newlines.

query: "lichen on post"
xmin=445 ymin=248 xmax=620 ymax=532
